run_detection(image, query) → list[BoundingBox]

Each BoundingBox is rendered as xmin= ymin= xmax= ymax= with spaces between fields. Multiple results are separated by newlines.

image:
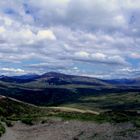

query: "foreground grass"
xmin=0 ymin=122 xmax=5 ymax=137
xmin=61 ymin=92 xmax=140 ymax=112
xmin=49 ymin=110 xmax=140 ymax=126
xmin=0 ymin=97 xmax=140 ymax=124
xmin=0 ymin=96 xmax=140 ymax=137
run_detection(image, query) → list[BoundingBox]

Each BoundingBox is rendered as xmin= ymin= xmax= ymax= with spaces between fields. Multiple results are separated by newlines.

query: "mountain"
xmin=40 ymin=72 xmax=68 ymax=78
xmin=0 ymin=72 xmax=140 ymax=87
xmin=0 ymin=72 xmax=112 ymax=87
xmin=0 ymin=71 xmax=140 ymax=140
xmin=0 ymin=72 xmax=111 ymax=106
xmin=0 ymin=74 xmax=39 ymax=83
xmin=0 ymin=72 xmax=140 ymax=107
xmin=104 ymin=78 xmax=140 ymax=87
xmin=35 ymin=72 xmax=112 ymax=87
xmin=12 ymin=74 xmax=39 ymax=80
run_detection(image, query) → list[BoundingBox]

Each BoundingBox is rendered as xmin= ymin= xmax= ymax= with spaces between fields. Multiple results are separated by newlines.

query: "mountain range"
xmin=0 ymin=72 xmax=140 ymax=87
xmin=0 ymin=72 xmax=140 ymax=107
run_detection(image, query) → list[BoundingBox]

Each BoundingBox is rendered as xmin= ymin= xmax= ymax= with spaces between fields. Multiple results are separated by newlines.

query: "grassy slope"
xmin=60 ymin=92 xmax=140 ymax=112
xmin=0 ymin=95 xmax=139 ymax=123
xmin=0 ymin=95 xmax=140 ymax=137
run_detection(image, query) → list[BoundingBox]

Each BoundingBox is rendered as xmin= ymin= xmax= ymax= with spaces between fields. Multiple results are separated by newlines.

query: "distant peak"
xmin=41 ymin=72 xmax=67 ymax=78
xmin=0 ymin=75 xmax=7 ymax=78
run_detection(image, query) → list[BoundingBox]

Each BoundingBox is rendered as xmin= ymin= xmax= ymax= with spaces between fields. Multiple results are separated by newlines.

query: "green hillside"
xmin=0 ymin=95 xmax=140 ymax=137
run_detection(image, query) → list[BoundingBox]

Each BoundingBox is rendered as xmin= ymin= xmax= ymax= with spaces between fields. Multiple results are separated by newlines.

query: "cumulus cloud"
xmin=0 ymin=67 xmax=25 ymax=76
xmin=0 ymin=0 xmax=139 ymax=78
xmin=73 ymin=51 xmax=127 ymax=65
xmin=0 ymin=26 xmax=5 ymax=33
xmin=2 ymin=68 xmax=24 ymax=73
xmin=37 ymin=29 xmax=56 ymax=40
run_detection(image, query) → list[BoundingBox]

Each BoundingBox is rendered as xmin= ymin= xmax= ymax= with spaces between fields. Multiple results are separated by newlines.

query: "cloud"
xmin=0 ymin=0 xmax=139 ymax=78
xmin=0 ymin=26 xmax=5 ymax=33
xmin=130 ymin=53 xmax=140 ymax=59
xmin=26 ymin=0 xmax=127 ymax=31
xmin=75 ymin=51 xmax=89 ymax=58
xmin=37 ymin=29 xmax=56 ymax=40
xmin=73 ymin=51 xmax=127 ymax=65
xmin=2 ymin=68 xmax=24 ymax=73
xmin=0 ymin=67 xmax=25 ymax=75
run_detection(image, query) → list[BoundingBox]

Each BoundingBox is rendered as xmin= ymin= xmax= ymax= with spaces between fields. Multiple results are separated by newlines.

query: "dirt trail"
xmin=1 ymin=95 xmax=100 ymax=114
xmin=48 ymin=107 xmax=100 ymax=115
xmin=1 ymin=120 xmax=140 ymax=140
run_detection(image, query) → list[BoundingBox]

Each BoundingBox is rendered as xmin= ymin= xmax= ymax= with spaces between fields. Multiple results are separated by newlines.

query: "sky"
xmin=0 ymin=0 xmax=140 ymax=79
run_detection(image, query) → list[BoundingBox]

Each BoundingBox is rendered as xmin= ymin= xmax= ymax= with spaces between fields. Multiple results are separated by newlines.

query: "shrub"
xmin=5 ymin=120 xmax=13 ymax=127
xmin=0 ymin=122 xmax=5 ymax=137
xmin=134 ymin=119 xmax=140 ymax=128
xmin=21 ymin=118 xmax=34 ymax=125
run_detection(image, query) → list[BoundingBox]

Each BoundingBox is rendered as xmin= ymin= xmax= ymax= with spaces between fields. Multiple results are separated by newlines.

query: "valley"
xmin=0 ymin=72 xmax=140 ymax=140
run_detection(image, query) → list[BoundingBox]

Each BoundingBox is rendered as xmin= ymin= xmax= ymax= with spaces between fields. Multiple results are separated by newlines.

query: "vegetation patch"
xmin=21 ymin=117 xmax=34 ymax=125
xmin=0 ymin=122 xmax=5 ymax=137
